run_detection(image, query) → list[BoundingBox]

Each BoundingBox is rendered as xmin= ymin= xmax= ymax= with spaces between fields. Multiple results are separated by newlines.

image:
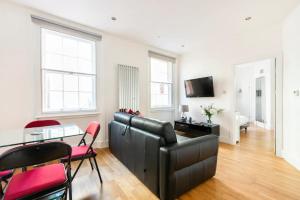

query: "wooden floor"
xmin=72 ymin=126 xmax=300 ymax=200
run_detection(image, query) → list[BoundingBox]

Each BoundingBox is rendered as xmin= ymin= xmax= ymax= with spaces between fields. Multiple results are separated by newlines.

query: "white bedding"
xmin=234 ymin=113 xmax=250 ymax=143
xmin=239 ymin=115 xmax=249 ymax=126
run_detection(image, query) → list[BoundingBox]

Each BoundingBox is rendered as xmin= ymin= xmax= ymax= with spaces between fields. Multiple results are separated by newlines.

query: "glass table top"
xmin=0 ymin=124 xmax=84 ymax=148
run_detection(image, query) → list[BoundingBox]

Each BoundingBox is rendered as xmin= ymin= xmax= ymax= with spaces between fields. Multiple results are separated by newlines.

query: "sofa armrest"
xmin=159 ymin=135 xmax=219 ymax=200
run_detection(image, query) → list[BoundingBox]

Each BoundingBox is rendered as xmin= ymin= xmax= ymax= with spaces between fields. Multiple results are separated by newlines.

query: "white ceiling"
xmin=10 ymin=0 xmax=300 ymax=54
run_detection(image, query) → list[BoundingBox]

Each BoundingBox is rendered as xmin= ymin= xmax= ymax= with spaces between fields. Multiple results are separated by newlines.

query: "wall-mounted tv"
xmin=184 ymin=76 xmax=214 ymax=97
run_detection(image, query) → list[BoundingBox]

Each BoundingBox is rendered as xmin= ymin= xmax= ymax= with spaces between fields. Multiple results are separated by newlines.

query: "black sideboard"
xmin=174 ymin=119 xmax=220 ymax=137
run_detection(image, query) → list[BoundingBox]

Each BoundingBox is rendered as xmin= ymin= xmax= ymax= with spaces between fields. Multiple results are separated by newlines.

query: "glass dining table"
xmin=0 ymin=124 xmax=84 ymax=148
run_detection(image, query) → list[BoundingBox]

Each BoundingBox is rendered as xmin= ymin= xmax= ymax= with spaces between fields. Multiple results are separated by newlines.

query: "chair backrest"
xmin=0 ymin=142 xmax=72 ymax=171
xmin=24 ymin=120 xmax=61 ymax=128
xmin=78 ymin=121 xmax=100 ymax=150
xmin=86 ymin=121 xmax=100 ymax=139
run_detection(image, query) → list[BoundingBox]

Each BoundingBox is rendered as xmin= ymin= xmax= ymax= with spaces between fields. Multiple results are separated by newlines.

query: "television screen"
xmin=184 ymin=76 xmax=214 ymax=97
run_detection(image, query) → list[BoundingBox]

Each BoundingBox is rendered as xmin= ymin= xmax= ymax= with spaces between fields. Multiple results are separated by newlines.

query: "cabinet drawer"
xmin=175 ymin=123 xmax=190 ymax=132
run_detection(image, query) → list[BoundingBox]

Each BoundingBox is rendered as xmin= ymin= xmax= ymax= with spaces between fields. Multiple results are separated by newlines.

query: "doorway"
xmin=234 ymin=59 xmax=276 ymax=154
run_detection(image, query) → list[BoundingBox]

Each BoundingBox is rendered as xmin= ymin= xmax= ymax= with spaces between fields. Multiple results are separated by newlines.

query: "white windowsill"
xmin=35 ymin=111 xmax=100 ymax=119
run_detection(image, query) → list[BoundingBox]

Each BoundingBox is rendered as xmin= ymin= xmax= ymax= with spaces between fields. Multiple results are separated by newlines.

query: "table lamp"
xmin=179 ymin=105 xmax=189 ymax=120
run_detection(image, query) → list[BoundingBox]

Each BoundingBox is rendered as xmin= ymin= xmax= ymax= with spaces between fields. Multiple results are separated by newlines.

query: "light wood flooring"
xmin=72 ymin=126 xmax=300 ymax=200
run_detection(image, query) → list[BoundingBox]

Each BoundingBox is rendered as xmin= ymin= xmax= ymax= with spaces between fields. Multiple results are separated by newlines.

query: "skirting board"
xmin=95 ymin=140 xmax=108 ymax=149
xmin=219 ymin=135 xmax=233 ymax=144
xmin=283 ymin=150 xmax=300 ymax=171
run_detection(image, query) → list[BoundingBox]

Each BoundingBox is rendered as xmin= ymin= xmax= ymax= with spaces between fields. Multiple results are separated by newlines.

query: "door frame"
xmin=233 ymin=58 xmax=280 ymax=156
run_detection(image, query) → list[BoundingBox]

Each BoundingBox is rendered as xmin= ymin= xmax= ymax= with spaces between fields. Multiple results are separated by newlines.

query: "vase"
xmin=207 ymin=116 xmax=212 ymax=124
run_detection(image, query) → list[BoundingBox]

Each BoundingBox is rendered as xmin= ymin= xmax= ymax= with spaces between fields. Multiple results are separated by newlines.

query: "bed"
xmin=239 ymin=115 xmax=250 ymax=133
xmin=234 ymin=113 xmax=250 ymax=143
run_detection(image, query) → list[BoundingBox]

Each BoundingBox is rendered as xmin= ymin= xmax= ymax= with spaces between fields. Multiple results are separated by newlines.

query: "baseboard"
xmin=95 ymin=140 xmax=108 ymax=149
xmin=283 ymin=150 xmax=300 ymax=171
xmin=219 ymin=135 xmax=233 ymax=144
xmin=276 ymin=149 xmax=283 ymax=158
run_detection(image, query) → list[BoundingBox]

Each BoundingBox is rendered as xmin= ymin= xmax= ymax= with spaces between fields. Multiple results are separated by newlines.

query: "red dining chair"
xmin=24 ymin=120 xmax=60 ymax=129
xmin=0 ymin=141 xmax=72 ymax=200
xmin=0 ymin=170 xmax=13 ymax=195
xmin=23 ymin=120 xmax=61 ymax=171
xmin=61 ymin=121 xmax=102 ymax=183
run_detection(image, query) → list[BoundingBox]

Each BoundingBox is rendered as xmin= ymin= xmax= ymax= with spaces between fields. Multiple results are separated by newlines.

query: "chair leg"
xmin=88 ymin=158 xmax=94 ymax=170
xmin=93 ymin=156 xmax=103 ymax=184
xmin=66 ymin=164 xmax=72 ymax=200
xmin=68 ymin=181 xmax=72 ymax=200
xmin=64 ymin=187 xmax=68 ymax=200
xmin=71 ymin=159 xmax=85 ymax=182
xmin=0 ymin=181 xmax=3 ymax=195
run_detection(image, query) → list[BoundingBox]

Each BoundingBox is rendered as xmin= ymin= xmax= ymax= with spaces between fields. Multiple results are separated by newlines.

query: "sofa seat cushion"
xmin=176 ymin=134 xmax=190 ymax=143
xmin=4 ymin=164 xmax=66 ymax=200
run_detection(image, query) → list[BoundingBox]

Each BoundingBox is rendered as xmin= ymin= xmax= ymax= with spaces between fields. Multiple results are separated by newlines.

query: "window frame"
xmin=149 ymin=55 xmax=175 ymax=110
xmin=40 ymin=28 xmax=97 ymax=114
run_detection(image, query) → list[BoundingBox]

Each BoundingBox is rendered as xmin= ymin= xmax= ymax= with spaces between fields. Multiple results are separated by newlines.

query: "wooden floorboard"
xmin=72 ymin=126 xmax=300 ymax=200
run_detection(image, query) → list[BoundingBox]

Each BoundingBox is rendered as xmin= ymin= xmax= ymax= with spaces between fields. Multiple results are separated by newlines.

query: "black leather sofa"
xmin=109 ymin=112 xmax=219 ymax=200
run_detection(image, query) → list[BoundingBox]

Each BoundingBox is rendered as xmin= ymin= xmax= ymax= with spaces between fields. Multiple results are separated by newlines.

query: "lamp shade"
xmin=179 ymin=105 xmax=189 ymax=112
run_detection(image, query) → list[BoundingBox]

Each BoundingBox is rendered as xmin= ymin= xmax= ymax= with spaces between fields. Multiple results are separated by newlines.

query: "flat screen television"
xmin=184 ymin=76 xmax=214 ymax=97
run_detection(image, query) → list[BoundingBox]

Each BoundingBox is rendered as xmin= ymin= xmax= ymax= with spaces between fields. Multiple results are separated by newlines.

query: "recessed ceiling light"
xmin=245 ymin=17 xmax=252 ymax=21
xmin=111 ymin=17 xmax=117 ymax=21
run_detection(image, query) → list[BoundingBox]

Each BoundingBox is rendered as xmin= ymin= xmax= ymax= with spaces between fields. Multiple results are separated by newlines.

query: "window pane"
xmin=62 ymin=37 xmax=77 ymax=56
xmin=64 ymin=74 xmax=78 ymax=92
xmin=44 ymin=32 xmax=62 ymax=53
xmin=78 ymin=59 xmax=93 ymax=74
xmin=79 ymin=92 xmax=94 ymax=109
xmin=44 ymin=53 xmax=63 ymax=70
xmin=63 ymin=56 xmax=77 ymax=72
xmin=79 ymin=76 xmax=94 ymax=92
xmin=42 ymin=28 xmax=96 ymax=74
xmin=64 ymin=92 xmax=78 ymax=109
xmin=78 ymin=41 xmax=93 ymax=60
xmin=151 ymin=83 xmax=172 ymax=107
xmin=151 ymin=58 xmax=172 ymax=83
xmin=48 ymin=91 xmax=63 ymax=110
xmin=167 ymin=62 xmax=173 ymax=83
xmin=45 ymin=72 xmax=63 ymax=91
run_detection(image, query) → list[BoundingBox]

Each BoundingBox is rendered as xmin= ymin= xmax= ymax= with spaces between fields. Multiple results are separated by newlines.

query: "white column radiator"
xmin=118 ymin=64 xmax=139 ymax=111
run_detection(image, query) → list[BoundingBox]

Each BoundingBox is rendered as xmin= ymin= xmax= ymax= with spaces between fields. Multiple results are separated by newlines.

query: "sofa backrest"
xmin=113 ymin=112 xmax=133 ymax=125
xmin=113 ymin=112 xmax=177 ymax=145
xmin=131 ymin=116 xmax=177 ymax=145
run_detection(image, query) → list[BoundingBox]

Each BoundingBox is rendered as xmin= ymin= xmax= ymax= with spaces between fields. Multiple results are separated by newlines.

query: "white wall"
xmin=235 ymin=65 xmax=253 ymax=119
xmin=282 ymin=4 xmax=300 ymax=170
xmin=179 ymin=23 xmax=283 ymax=144
xmin=0 ymin=1 xmax=178 ymax=148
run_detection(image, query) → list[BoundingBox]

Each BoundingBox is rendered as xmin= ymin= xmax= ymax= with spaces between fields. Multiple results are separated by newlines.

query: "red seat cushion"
xmin=70 ymin=146 xmax=96 ymax=159
xmin=4 ymin=164 xmax=66 ymax=200
xmin=0 ymin=170 xmax=13 ymax=178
